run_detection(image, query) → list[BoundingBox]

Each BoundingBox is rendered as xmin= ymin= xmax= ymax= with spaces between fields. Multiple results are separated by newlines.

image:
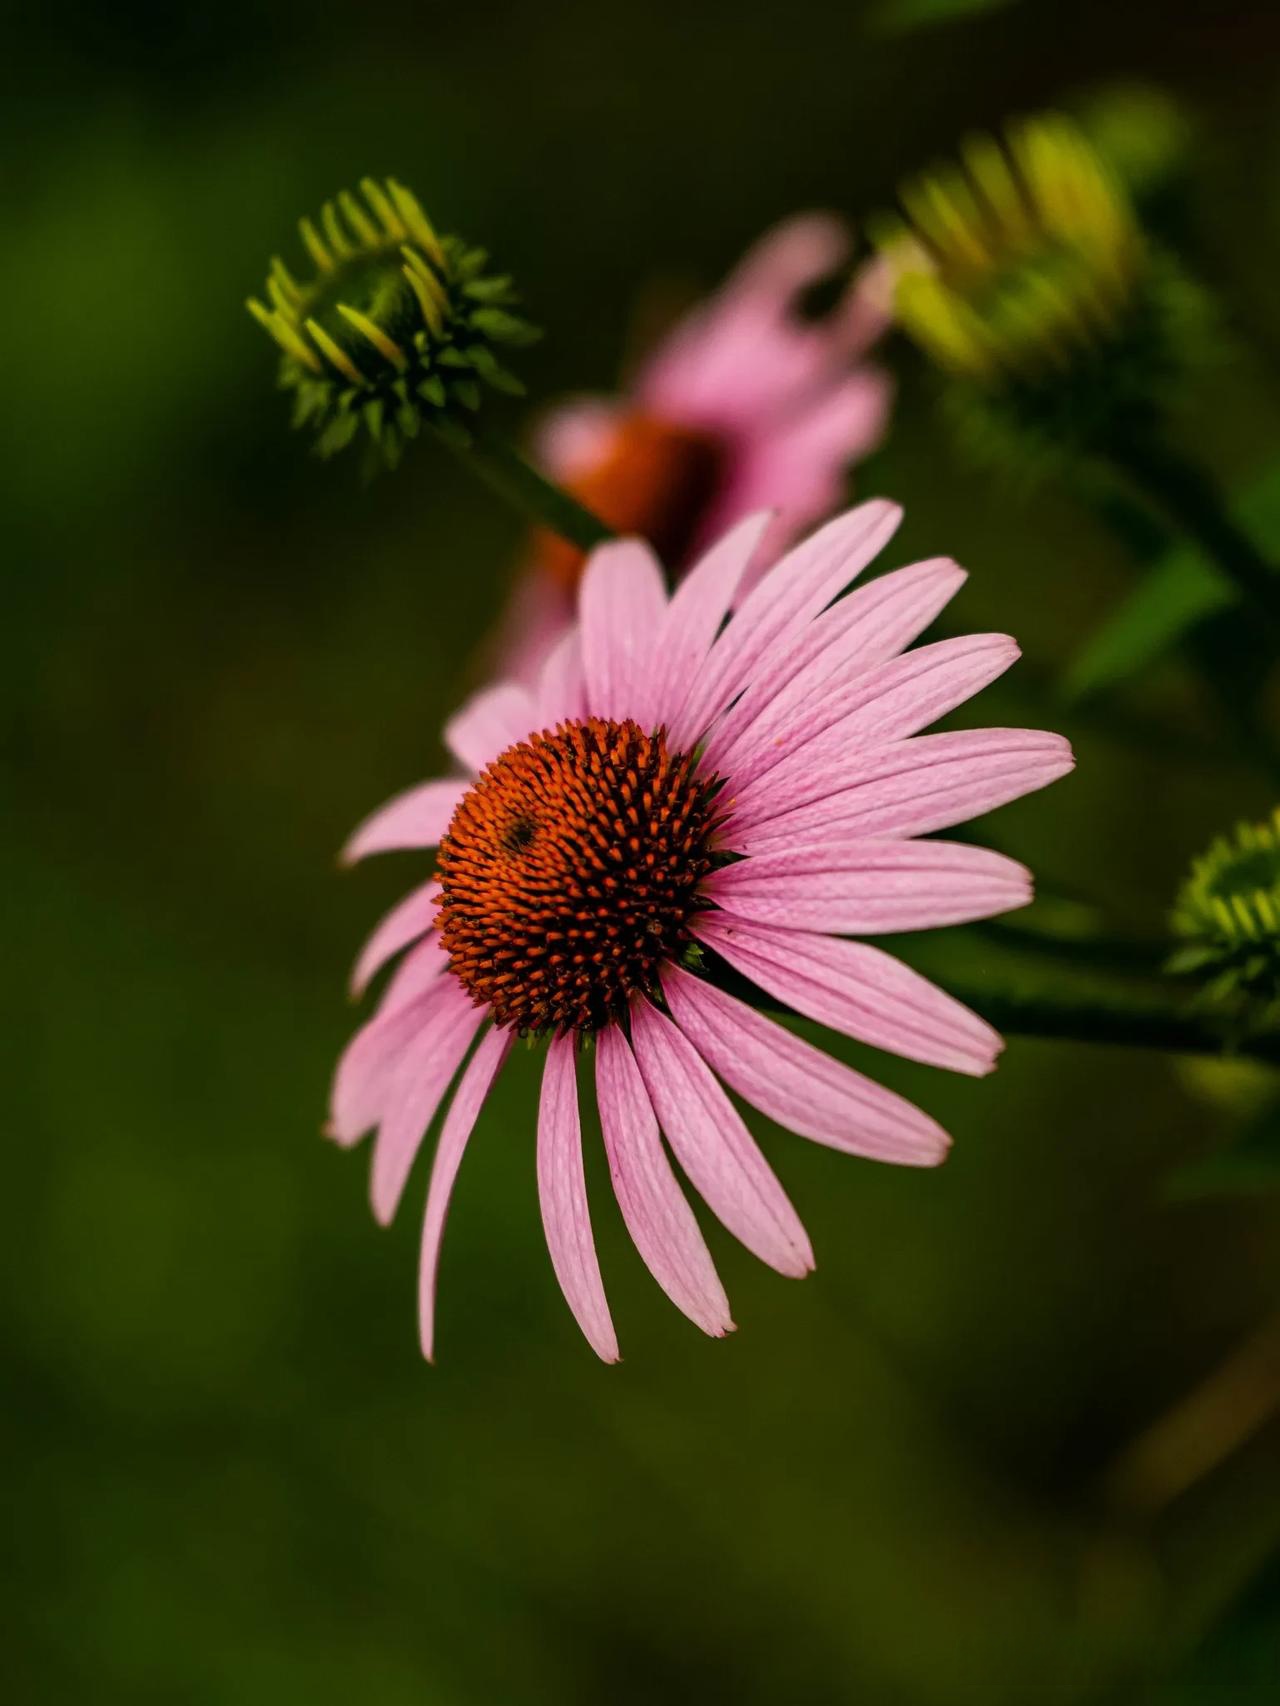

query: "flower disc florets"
xmin=437 ymin=718 xmax=724 ymax=1035
xmin=247 ymin=177 xmax=538 ymax=468
xmin=1170 ymin=808 xmax=1280 ymax=1027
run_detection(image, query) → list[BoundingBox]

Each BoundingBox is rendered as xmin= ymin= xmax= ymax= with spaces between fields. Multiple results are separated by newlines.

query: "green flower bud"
xmin=1170 ymin=809 xmax=1280 ymax=1031
xmin=871 ymin=114 xmax=1210 ymax=474
xmin=247 ymin=178 xmax=538 ymax=469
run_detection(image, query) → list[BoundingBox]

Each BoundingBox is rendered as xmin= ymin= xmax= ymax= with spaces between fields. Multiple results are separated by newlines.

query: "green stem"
xmin=709 ymin=956 xmax=1280 ymax=1064
xmin=1105 ymin=428 xmax=1280 ymax=632
xmin=443 ymin=423 xmax=614 ymax=552
xmin=943 ymin=980 xmax=1280 ymax=1062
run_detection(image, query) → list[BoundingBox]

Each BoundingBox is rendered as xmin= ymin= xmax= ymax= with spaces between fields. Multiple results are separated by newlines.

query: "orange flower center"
xmin=533 ymin=412 xmax=726 ymax=591
xmin=437 ymin=718 xmax=723 ymax=1034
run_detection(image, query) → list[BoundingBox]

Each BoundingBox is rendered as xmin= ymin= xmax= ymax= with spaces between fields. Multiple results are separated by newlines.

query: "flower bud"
xmin=872 ymin=115 xmax=1209 ymax=471
xmin=1170 ymin=809 xmax=1280 ymax=1030
xmin=247 ymin=178 xmax=538 ymax=468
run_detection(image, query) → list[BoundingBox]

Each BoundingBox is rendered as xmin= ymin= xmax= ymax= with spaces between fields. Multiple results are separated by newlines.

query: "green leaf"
xmin=1062 ymin=461 xmax=1280 ymax=703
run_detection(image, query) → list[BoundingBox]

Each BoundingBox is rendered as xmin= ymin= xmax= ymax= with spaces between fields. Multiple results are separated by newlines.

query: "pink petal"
xmin=534 ymin=395 xmax=623 ymax=481
xmin=662 ymin=964 xmax=950 ymax=1165
xmin=379 ymin=931 xmax=449 ymax=1014
xmin=639 ymin=215 xmax=855 ymax=427
xmin=349 ymin=880 xmax=440 ymax=999
xmin=329 ymin=984 xmax=450 ymax=1147
xmin=707 ymin=557 xmax=966 ymax=769
xmin=535 ymin=628 xmax=587 ymax=729
xmin=670 ymin=498 xmax=903 ymax=749
xmin=418 ymin=1026 xmax=512 ymax=1362
xmin=708 ymin=839 xmax=1033 ymax=934
xmin=578 ymin=539 xmax=668 ymax=724
xmin=836 ymin=253 xmax=895 ymax=363
xmin=695 ymin=912 xmax=1001 ymax=1076
xmin=715 ymin=368 xmax=895 ymax=602
xmin=646 ymin=511 xmax=773 ymax=734
xmin=725 ymin=633 xmax=1021 ymax=809
xmin=630 ymin=998 xmax=813 ymax=1278
xmin=444 ymin=683 xmax=536 ymax=775
xmin=594 ymin=1026 xmax=733 ymax=1337
xmin=733 ymin=729 xmax=1075 ymax=849
xmin=537 ymin=1034 xmax=619 ymax=1363
xmin=369 ymin=983 xmax=485 ymax=1226
xmin=492 ymin=570 xmax=574 ymax=689
xmin=341 ymin=779 xmax=466 ymax=865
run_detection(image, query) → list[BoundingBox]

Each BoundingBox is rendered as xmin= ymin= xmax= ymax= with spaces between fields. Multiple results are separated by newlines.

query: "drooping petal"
xmin=662 ymin=964 xmax=950 ymax=1164
xmin=579 ymin=539 xmax=668 ymax=723
xmin=707 ymin=556 xmax=967 ymax=767
xmin=708 ymin=839 xmax=1032 ymax=934
xmin=329 ymin=984 xmax=449 ymax=1147
xmin=349 ymin=880 xmax=440 ymax=999
xmin=731 ymin=729 xmax=1075 ymax=849
xmin=594 ymin=1026 xmax=733 ymax=1337
xmin=341 ymin=779 xmax=466 ymax=864
xmin=629 ymin=999 xmax=813 ymax=1277
xmin=379 ymin=930 xmax=449 ymax=1014
xmin=369 ymin=984 xmax=485 ymax=1226
xmin=537 ymin=1034 xmax=619 ymax=1362
xmin=669 ymin=498 xmax=903 ymax=749
xmin=418 ymin=1027 xmax=513 ymax=1361
xmin=695 ymin=912 xmax=1001 ymax=1076
xmin=726 ymin=633 xmax=1021 ymax=813
xmin=645 ymin=511 xmax=772 ymax=732
xmin=445 ymin=683 xmax=536 ymax=775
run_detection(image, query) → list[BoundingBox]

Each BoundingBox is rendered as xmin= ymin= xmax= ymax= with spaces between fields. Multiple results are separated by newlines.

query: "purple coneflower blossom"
xmin=334 ymin=501 xmax=1073 ymax=1360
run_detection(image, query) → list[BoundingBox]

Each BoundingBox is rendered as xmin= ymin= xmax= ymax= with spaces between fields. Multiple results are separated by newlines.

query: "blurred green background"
xmin=8 ymin=1 xmax=1280 ymax=1700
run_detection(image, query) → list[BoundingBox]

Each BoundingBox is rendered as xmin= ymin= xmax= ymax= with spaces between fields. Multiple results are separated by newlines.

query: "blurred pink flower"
xmin=333 ymin=502 xmax=1073 ymax=1360
xmin=501 ymin=215 xmax=893 ymax=680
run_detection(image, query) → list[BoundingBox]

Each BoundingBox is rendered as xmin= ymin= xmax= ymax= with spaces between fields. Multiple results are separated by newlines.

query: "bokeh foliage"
xmin=6 ymin=1 xmax=1280 ymax=1701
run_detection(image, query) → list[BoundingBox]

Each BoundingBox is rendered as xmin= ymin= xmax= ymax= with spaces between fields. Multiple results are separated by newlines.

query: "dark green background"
xmin=7 ymin=1 xmax=1280 ymax=1700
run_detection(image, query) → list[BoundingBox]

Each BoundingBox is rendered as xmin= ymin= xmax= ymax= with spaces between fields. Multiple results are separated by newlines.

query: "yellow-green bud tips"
xmin=872 ymin=113 xmax=1212 ymax=477
xmin=873 ymin=115 xmax=1143 ymax=387
xmin=1170 ymin=809 xmax=1280 ymax=1030
xmin=246 ymin=177 xmax=538 ymax=469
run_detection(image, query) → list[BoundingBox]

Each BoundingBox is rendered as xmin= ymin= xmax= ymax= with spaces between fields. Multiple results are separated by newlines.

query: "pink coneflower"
xmin=334 ymin=502 xmax=1074 ymax=1360
xmin=500 ymin=215 xmax=892 ymax=680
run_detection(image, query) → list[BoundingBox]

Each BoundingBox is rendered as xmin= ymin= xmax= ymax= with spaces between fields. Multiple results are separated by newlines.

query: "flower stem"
xmin=1105 ymin=428 xmax=1280 ymax=632
xmin=710 ymin=954 xmax=1280 ymax=1065
xmin=443 ymin=422 xmax=614 ymax=552
xmin=940 ymin=978 xmax=1280 ymax=1063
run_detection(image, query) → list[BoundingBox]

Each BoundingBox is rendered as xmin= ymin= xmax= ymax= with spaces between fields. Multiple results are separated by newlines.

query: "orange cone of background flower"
xmin=499 ymin=216 xmax=893 ymax=680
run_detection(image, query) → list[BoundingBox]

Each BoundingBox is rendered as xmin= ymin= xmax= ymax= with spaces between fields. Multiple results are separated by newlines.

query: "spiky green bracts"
xmin=871 ymin=115 xmax=1209 ymax=475
xmin=248 ymin=177 xmax=538 ymax=469
xmin=1171 ymin=810 xmax=1280 ymax=1033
